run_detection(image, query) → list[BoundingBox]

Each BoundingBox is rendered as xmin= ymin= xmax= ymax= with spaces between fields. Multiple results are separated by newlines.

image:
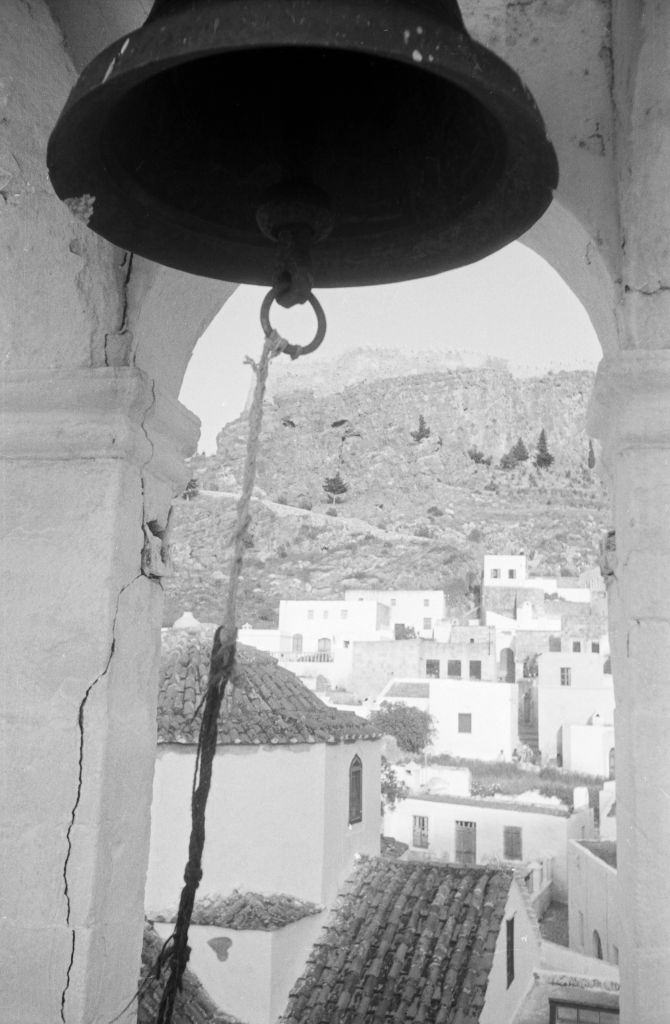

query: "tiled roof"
xmin=159 ymin=629 xmax=381 ymax=746
xmin=282 ymin=857 xmax=513 ymax=1024
xmin=138 ymin=924 xmax=240 ymax=1024
xmin=156 ymin=890 xmax=322 ymax=931
xmin=580 ymin=840 xmax=617 ymax=869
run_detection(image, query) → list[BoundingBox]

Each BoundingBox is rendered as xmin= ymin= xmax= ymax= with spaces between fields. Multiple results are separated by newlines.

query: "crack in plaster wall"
xmin=60 ymin=573 xmax=142 ymax=1023
xmin=104 ymin=251 xmax=134 ymax=367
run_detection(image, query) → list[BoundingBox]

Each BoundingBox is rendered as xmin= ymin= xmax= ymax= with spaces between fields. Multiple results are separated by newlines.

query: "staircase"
xmin=518 ymin=720 xmax=539 ymax=753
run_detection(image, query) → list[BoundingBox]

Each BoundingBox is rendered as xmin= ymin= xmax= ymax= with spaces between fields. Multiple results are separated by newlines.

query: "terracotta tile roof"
xmin=159 ymin=629 xmax=381 ymax=746
xmin=155 ymin=890 xmax=323 ymax=931
xmin=282 ymin=857 xmax=513 ymax=1024
xmin=138 ymin=924 xmax=241 ymax=1024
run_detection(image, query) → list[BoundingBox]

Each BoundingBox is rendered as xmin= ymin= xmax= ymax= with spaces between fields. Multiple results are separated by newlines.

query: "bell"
xmin=47 ymin=0 xmax=558 ymax=290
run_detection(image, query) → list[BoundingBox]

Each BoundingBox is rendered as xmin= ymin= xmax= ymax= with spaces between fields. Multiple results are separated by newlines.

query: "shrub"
xmin=297 ymin=497 xmax=313 ymax=511
xmin=182 ymin=478 xmax=199 ymax=500
xmin=427 ymin=505 xmax=444 ymax=517
xmin=325 ymin=507 xmax=338 ymax=517
xmin=467 ymin=528 xmax=483 ymax=543
xmin=467 ymin=447 xmax=491 ymax=466
xmin=534 ymin=428 xmax=554 ymax=469
xmin=369 ymin=702 xmax=435 ymax=754
xmin=414 ymin=524 xmax=432 ymax=538
xmin=410 ymin=414 xmax=431 ymax=443
xmin=323 ymin=471 xmax=348 ymax=503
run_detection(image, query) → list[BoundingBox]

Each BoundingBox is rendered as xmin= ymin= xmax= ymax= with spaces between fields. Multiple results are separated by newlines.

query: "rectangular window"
xmin=508 ymin=569 xmax=516 ymax=579
xmin=503 ymin=826 xmax=523 ymax=861
xmin=579 ymin=911 xmax=585 ymax=947
xmin=423 ymin=617 xmax=432 ymax=630
xmin=348 ymin=757 xmax=362 ymax=824
xmin=591 ymin=641 xmax=600 ymax=653
xmin=426 ymin=659 xmax=440 ymax=678
xmin=341 ymin=609 xmax=348 ymax=619
xmin=423 ymin=598 xmax=430 ymax=607
xmin=448 ymin=659 xmax=462 ymax=678
xmin=412 ymin=815 xmax=429 ymax=848
xmin=469 ymin=660 xmax=482 ymax=680
xmin=550 ymin=1002 xmax=619 ymax=1024
xmin=549 ymin=635 xmax=562 ymax=652
xmin=455 ymin=821 xmax=476 ymax=865
xmin=307 ymin=609 xmax=314 ymax=620
xmin=458 ymin=713 xmax=472 ymax=734
xmin=491 ymin=568 xmax=500 ymax=579
xmin=323 ymin=610 xmax=329 ymax=619
xmin=560 ymin=667 xmax=572 ymax=686
xmin=506 ymin=917 xmax=515 ymax=988
xmin=572 ymin=640 xmax=581 ymax=652
xmin=391 ymin=598 xmax=396 ymax=606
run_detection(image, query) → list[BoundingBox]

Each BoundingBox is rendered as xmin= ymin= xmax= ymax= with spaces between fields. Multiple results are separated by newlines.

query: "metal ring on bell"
xmin=260 ymin=289 xmax=327 ymax=359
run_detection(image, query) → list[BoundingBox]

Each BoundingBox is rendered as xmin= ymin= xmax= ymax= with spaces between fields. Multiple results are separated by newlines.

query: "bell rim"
xmin=47 ymin=0 xmax=558 ymax=286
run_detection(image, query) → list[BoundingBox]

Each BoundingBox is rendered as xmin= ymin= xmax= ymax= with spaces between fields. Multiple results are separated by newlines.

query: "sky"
xmin=179 ymin=241 xmax=602 ymax=454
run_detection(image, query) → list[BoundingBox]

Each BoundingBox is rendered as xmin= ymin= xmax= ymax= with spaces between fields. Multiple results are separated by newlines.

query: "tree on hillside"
xmin=369 ymin=701 xmax=435 ymax=754
xmin=511 ymin=437 xmax=529 ymax=462
xmin=467 ymin=446 xmax=492 ymax=466
xmin=322 ymin=471 xmax=349 ymax=503
xmin=410 ymin=414 xmax=431 ymax=443
xmin=534 ymin=428 xmax=554 ymax=469
xmin=588 ymin=439 xmax=596 ymax=469
xmin=380 ymin=756 xmax=410 ymax=810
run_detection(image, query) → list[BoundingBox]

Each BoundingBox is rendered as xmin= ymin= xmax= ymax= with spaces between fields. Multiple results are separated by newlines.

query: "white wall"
xmin=483 ymin=555 xmax=528 ymax=586
xmin=537 ymin=652 xmax=612 ymax=688
xmin=344 ymin=589 xmax=446 ymax=638
xmin=238 ymin=627 xmax=286 ymax=654
xmin=479 ymin=881 xmax=540 ymax=1024
xmin=599 ymin=782 xmax=617 ymax=842
xmin=429 ymin=679 xmax=518 ymax=760
xmin=568 ymin=841 xmax=620 ymax=965
xmin=564 ymin=724 xmax=615 ymax=777
xmin=383 ymin=796 xmax=594 ymax=900
xmin=538 ymin=687 xmax=615 ymax=764
xmin=278 ymin=599 xmax=391 ymax=648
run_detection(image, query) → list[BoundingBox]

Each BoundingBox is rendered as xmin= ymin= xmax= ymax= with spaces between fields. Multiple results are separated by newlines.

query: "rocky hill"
xmin=163 ymin=356 xmax=610 ymax=627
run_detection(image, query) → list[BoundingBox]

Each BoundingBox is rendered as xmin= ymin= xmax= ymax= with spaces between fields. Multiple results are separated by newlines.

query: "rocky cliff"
xmin=163 ymin=355 xmax=610 ymax=626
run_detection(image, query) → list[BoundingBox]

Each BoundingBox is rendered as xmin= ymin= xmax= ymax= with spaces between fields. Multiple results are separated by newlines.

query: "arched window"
xmin=292 ymin=633 xmax=303 ymax=655
xmin=349 ymin=755 xmax=362 ymax=824
xmin=593 ymin=930 xmax=603 ymax=960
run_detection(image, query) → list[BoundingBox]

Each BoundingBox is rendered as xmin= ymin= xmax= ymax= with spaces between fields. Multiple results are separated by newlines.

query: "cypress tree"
xmin=534 ymin=428 xmax=554 ymax=469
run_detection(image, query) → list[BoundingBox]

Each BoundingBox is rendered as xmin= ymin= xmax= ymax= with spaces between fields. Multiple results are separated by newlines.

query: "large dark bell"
xmin=47 ymin=0 xmax=558 ymax=287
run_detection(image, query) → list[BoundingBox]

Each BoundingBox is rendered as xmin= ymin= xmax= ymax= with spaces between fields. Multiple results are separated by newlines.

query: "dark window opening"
xmin=560 ymin=667 xmax=572 ymax=686
xmin=508 ymin=569 xmax=516 ymax=579
xmin=572 ymin=640 xmax=582 ymax=652
xmin=426 ymin=659 xmax=440 ymax=678
xmin=448 ymin=659 xmax=462 ymax=678
xmin=549 ymin=636 xmax=562 ymax=652
xmin=349 ymin=755 xmax=362 ymax=824
xmin=591 ymin=641 xmax=600 ymax=653
xmin=455 ymin=820 xmax=476 ymax=865
xmin=550 ymin=1001 xmax=619 ymax=1023
xmin=503 ymin=826 xmax=522 ymax=861
xmin=458 ymin=713 xmax=472 ymax=734
xmin=412 ymin=815 xmax=429 ymax=848
xmin=469 ymin=660 xmax=482 ymax=680
xmin=506 ymin=916 xmax=515 ymax=988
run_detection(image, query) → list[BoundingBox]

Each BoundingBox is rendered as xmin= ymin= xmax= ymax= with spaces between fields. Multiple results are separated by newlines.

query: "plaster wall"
xmin=321 ymin=740 xmax=382 ymax=906
xmin=350 ymin=638 xmax=496 ymax=700
xmin=479 ymin=881 xmax=540 ymax=1024
xmin=568 ymin=842 xmax=620 ymax=966
xmin=278 ymin=599 xmax=391 ymax=647
xmin=538 ymin=687 xmax=615 ymax=764
xmin=563 ymin=724 xmax=615 ymax=777
xmin=537 ymin=652 xmax=613 ymax=689
xmin=238 ymin=627 xmax=286 ymax=653
xmin=429 ymin=679 xmax=518 ymax=760
xmin=344 ymin=589 xmax=446 ymax=637
xmin=384 ymin=796 xmax=591 ymax=900
xmin=146 ymin=743 xmax=328 ymax=915
xmin=599 ymin=782 xmax=617 ymax=842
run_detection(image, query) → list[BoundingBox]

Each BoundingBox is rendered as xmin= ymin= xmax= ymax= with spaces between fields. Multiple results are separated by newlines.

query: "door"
xmin=455 ymin=821 xmax=477 ymax=865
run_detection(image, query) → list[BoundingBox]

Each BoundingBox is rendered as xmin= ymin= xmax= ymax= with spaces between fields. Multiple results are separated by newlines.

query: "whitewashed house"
xmin=568 ymin=840 xmax=620 ymax=966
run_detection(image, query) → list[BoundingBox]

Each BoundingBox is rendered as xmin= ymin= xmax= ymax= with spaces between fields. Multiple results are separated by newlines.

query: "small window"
xmin=412 ymin=815 xmax=429 ymax=848
xmin=390 ymin=598 xmax=396 ymax=606
xmin=423 ymin=617 xmax=432 ymax=630
xmin=348 ymin=756 xmax=362 ymax=824
xmin=550 ymin=1002 xmax=619 ymax=1023
xmin=503 ymin=826 xmax=522 ymax=861
xmin=458 ymin=713 xmax=472 ymax=734
xmin=343 ymin=640 xmax=350 ymax=649
xmin=572 ymin=640 xmax=582 ymax=652
xmin=549 ymin=635 xmax=562 ymax=652
xmin=323 ymin=610 xmax=329 ymax=620
xmin=307 ymin=609 xmax=314 ymax=620
xmin=506 ymin=916 xmax=515 ymax=988
xmin=318 ymin=637 xmax=332 ymax=654
xmin=292 ymin=633 xmax=303 ymax=655
xmin=340 ymin=609 xmax=348 ymax=619
xmin=508 ymin=569 xmax=516 ymax=580
xmin=612 ymin=945 xmax=619 ymax=966
xmin=593 ymin=930 xmax=603 ymax=960
xmin=423 ymin=598 xmax=430 ymax=607
xmin=455 ymin=821 xmax=476 ymax=865
xmin=425 ymin=659 xmax=440 ymax=679
xmin=491 ymin=568 xmax=500 ymax=579
xmin=469 ymin=660 xmax=482 ymax=680
xmin=448 ymin=659 xmax=462 ymax=678
xmin=560 ymin=667 xmax=572 ymax=686
xmin=591 ymin=641 xmax=600 ymax=653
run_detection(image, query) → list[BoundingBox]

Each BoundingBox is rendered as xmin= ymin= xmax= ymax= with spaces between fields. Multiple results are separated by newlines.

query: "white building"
xmin=344 ymin=588 xmax=446 ymax=639
xmin=535 ymin=651 xmax=615 ymax=765
xmin=563 ymin=721 xmax=616 ymax=778
xmin=384 ymin=789 xmax=595 ymax=901
xmin=483 ymin=554 xmax=592 ymax=603
xmin=568 ymin=840 xmax=620 ymax=966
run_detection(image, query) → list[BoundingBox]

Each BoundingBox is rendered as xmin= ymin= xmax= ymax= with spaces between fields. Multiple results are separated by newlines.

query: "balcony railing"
xmin=274 ymin=651 xmax=334 ymax=663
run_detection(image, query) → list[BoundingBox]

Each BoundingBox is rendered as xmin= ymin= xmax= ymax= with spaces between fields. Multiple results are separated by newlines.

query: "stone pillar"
xmin=590 ymin=351 xmax=670 ymax=1024
xmin=0 ymin=368 xmax=198 ymax=1024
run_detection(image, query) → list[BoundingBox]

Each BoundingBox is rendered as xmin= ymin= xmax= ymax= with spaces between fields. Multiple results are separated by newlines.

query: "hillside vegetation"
xmin=164 ymin=355 xmax=610 ymax=626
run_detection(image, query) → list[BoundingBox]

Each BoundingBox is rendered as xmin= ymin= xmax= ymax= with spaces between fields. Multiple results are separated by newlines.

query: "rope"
xmin=152 ymin=328 xmax=290 ymax=1024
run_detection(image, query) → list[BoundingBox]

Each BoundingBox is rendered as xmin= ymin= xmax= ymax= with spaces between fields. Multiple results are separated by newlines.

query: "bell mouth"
xmin=47 ymin=3 xmax=558 ymax=286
